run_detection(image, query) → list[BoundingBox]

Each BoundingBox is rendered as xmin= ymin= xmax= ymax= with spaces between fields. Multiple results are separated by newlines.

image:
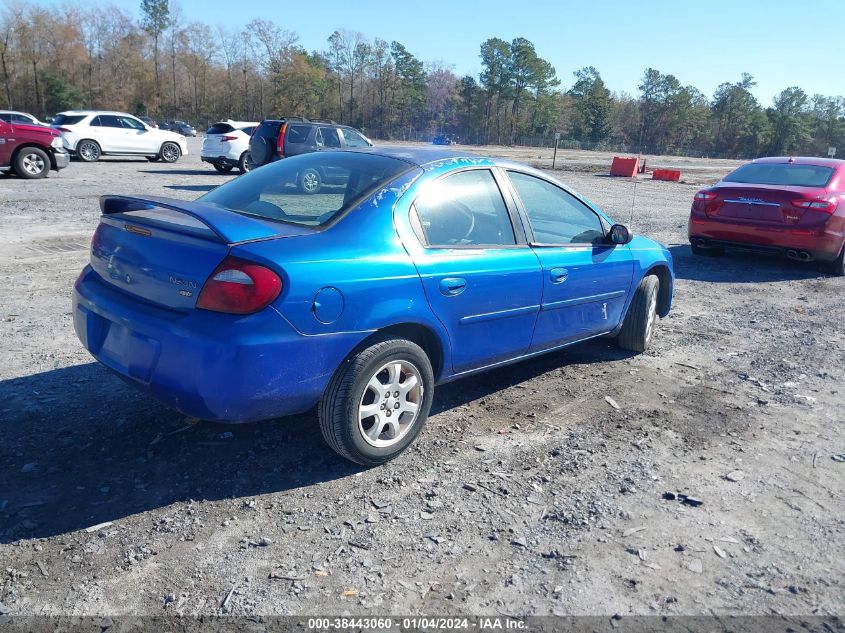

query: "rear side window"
xmin=412 ymin=169 xmax=516 ymax=247
xmin=52 ymin=114 xmax=86 ymax=126
xmin=241 ymin=126 xmax=255 ymax=136
xmin=0 ymin=114 xmax=10 ymax=122
xmin=207 ymin=123 xmax=235 ymax=135
xmin=724 ymin=163 xmax=834 ymax=187
xmin=286 ymin=125 xmax=310 ymax=144
xmin=92 ymin=115 xmax=125 ymax=128
xmin=509 ymin=171 xmax=604 ymax=244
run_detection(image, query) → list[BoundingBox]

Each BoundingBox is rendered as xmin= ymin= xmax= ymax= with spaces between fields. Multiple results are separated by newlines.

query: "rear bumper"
xmin=72 ymin=267 xmax=365 ymax=422
xmin=689 ymin=214 xmax=844 ymax=262
xmin=201 ymin=155 xmax=239 ymax=167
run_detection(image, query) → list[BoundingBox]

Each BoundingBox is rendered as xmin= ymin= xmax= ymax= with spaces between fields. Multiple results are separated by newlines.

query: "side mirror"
xmin=608 ymin=224 xmax=632 ymax=245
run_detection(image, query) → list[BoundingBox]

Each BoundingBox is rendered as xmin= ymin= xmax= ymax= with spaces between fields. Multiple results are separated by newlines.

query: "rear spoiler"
xmin=100 ymin=195 xmax=315 ymax=244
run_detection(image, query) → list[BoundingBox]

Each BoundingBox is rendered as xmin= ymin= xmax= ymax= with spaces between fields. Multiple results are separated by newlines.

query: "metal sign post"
xmin=552 ymin=132 xmax=560 ymax=169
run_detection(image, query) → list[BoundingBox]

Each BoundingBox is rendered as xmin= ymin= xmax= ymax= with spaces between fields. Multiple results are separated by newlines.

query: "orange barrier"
xmin=610 ymin=156 xmax=639 ymax=177
xmin=652 ymin=169 xmax=681 ymax=181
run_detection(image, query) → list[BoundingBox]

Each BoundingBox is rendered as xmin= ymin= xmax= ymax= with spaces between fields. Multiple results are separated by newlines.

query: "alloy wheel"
xmin=358 ymin=360 xmax=424 ymax=448
xmin=21 ymin=152 xmax=46 ymax=176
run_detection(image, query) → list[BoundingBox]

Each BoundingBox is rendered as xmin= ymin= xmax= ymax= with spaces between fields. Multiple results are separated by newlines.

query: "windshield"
xmin=199 ymin=151 xmax=413 ymax=227
xmin=724 ymin=163 xmax=834 ymax=187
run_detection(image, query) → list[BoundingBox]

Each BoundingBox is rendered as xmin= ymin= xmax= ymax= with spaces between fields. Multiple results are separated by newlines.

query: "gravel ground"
xmin=0 ymin=139 xmax=843 ymax=617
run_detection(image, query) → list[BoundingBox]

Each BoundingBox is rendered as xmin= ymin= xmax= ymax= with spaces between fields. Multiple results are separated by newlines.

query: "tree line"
xmin=1 ymin=0 xmax=843 ymax=159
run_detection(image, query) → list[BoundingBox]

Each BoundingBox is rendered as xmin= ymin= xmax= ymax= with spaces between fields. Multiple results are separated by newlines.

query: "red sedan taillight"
xmin=792 ymin=196 xmax=838 ymax=214
xmin=692 ymin=190 xmax=718 ymax=214
xmin=197 ymin=256 xmax=282 ymax=314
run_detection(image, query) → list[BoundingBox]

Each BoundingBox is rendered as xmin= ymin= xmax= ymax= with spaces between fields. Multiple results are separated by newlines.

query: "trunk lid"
xmin=89 ymin=195 xmax=313 ymax=311
xmin=709 ymin=184 xmax=829 ymax=226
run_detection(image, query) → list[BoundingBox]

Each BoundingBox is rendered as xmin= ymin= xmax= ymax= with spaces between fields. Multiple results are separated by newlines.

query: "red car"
xmin=0 ymin=119 xmax=69 ymax=179
xmin=689 ymin=157 xmax=845 ymax=276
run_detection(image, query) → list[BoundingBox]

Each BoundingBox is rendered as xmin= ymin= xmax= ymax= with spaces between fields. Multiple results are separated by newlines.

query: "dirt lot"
xmin=0 ymin=139 xmax=843 ymax=618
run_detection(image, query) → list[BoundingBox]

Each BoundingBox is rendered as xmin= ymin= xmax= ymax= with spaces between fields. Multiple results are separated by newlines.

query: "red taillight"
xmin=221 ymin=135 xmax=237 ymax=142
xmin=276 ymin=123 xmax=288 ymax=157
xmin=56 ymin=127 xmax=71 ymax=133
xmin=196 ymin=256 xmax=282 ymax=314
xmin=692 ymin=190 xmax=719 ymax=214
xmin=792 ymin=196 xmax=838 ymax=214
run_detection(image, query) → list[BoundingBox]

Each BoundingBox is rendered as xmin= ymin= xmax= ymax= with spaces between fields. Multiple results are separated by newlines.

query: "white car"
xmin=52 ymin=110 xmax=188 ymax=163
xmin=0 ymin=110 xmax=46 ymax=126
xmin=200 ymin=120 xmax=258 ymax=173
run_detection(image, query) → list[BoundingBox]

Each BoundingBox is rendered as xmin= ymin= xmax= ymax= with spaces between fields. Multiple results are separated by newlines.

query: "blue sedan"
xmin=73 ymin=147 xmax=673 ymax=465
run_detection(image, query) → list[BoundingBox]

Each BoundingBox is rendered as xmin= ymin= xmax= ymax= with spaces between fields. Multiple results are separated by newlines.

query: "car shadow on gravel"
xmin=0 ymin=339 xmax=632 ymax=543
xmin=668 ymin=244 xmax=827 ymax=283
xmin=140 ymin=170 xmax=230 ymax=177
xmin=0 ymin=362 xmax=361 ymax=543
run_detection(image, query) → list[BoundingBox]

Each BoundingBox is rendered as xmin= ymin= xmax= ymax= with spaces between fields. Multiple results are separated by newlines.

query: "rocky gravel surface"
xmin=0 ymin=140 xmax=843 ymax=617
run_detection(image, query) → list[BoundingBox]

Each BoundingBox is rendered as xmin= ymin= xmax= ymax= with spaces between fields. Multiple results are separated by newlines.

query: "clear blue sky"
xmin=124 ymin=0 xmax=842 ymax=104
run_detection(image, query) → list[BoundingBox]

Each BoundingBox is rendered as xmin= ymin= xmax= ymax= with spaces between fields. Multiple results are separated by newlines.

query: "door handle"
xmin=439 ymin=277 xmax=467 ymax=296
xmin=549 ymin=267 xmax=568 ymax=284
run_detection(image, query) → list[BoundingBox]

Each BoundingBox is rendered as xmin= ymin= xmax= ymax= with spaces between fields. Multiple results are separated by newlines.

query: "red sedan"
xmin=688 ymin=157 xmax=845 ymax=275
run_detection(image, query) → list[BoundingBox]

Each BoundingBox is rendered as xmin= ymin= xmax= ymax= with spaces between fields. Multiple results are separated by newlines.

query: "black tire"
xmin=617 ymin=275 xmax=660 ymax=353
xmin=13 ymin=146 xmax=50 ymax=179
xmin=298 ymin=167 xmax=322 ymax=194
xmin=238 ymin=151 xmax=251 ymax=174
xmin=213 ymin=162 xmax=234 ymax=173
xmin=318 ymin=337 xmax=434 ymax=466
xmin=818 ymin=245 xmax=845 ymax=277
xmin=146 ymin=156 xmax=160 ymax=162
xmin=76 ymin=139 xmax=101 ymax=162
xmin=159 ymin=142 xmax=181 ymax=163
xmin=690 ymin=242 xmax=724 ymax=256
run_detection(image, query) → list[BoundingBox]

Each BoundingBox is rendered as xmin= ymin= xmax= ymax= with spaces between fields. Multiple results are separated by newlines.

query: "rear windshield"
xmin=52 ymin=114 xmax=85 ymax=126
xmin=724 ymin=163 xmax=835 ymax=187
xmin=199 ymin=152 xmax=413 ymax=227
xmin=207 ymin=123 xmax=234 ymax=135
xmin=256 ymin=121 xmax=281 ymax=139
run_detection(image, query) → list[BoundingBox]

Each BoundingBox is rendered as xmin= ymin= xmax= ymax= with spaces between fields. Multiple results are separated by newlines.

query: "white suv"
xmin=52 ymin=111 xmax=188 ymax=163
xmin=201 ymin=120 xmax=258 ymax=173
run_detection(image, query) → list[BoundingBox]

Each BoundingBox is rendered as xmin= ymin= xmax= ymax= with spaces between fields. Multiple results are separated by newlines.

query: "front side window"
xmin=120 ymin=116 xmax=146 ymax=130
xmin=412 ymin=169 xmax=516 ymax=247
xmin=509 ymin=171 xmax=603 ymax=245
xmin=316 ymin=127 xmax=342 ymax=148
xmin=342 ymin=128 xmax=370 ymax=148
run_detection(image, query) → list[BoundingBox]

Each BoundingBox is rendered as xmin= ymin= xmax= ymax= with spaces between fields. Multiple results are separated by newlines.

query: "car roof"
xmin=342 ymin=145 xmax=494 ymax=167
xmin=55 ymin=110 xmax=136 ymax=117
xmin=750 ymin=156 xmax=845 ymax=168
xmin=0 ymin=110 xmax=35 ymax=116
